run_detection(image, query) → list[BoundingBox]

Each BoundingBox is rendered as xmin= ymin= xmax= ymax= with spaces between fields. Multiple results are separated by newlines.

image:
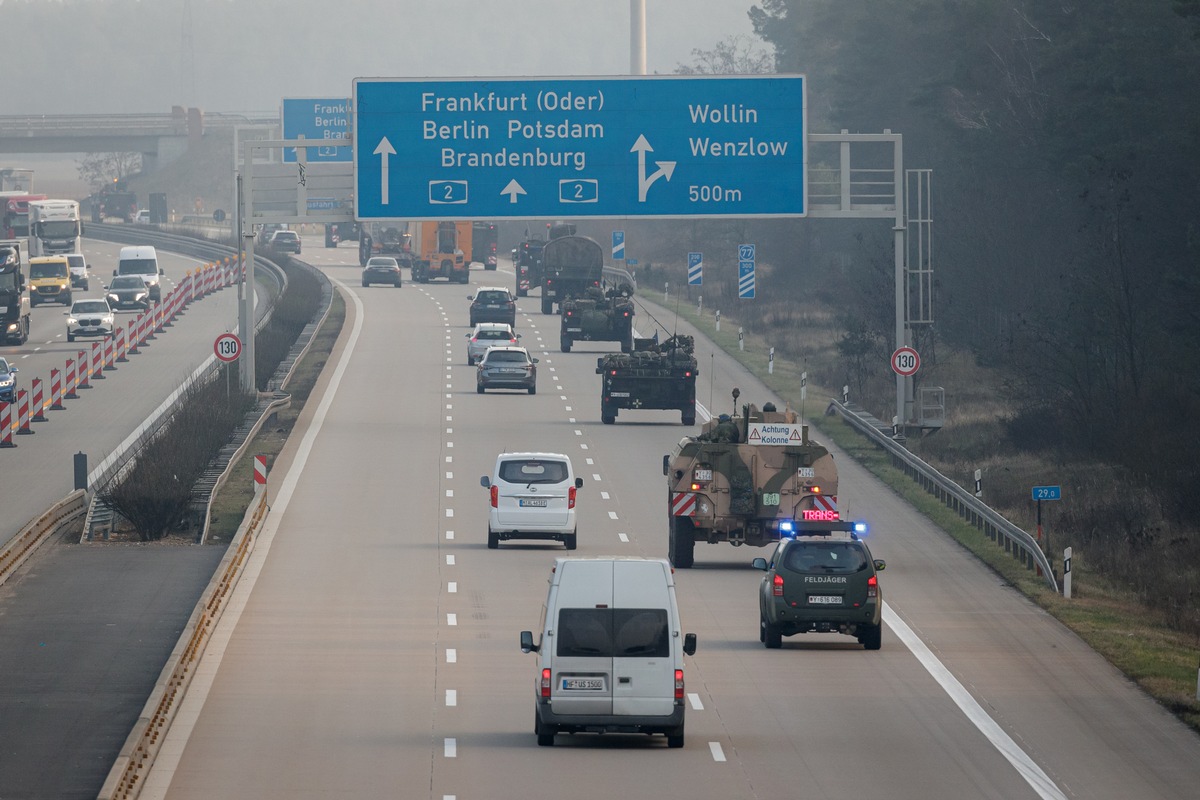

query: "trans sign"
xmin=353 ymin=75 xmax=806 ymax=220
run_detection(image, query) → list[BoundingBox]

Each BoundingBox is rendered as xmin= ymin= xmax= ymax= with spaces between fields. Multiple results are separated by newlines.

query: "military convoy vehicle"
xmin=540 ymin=234 xmax=603 ymax=314
xmin=662 ymin=393 xmax=840 ymax=568
xmin=512 ymin=238 xmax=545 ymax=297
xmin=596 ymin=334 xmax=697 ymax=426
xmin=560 ymin=285 xmax=635 ymax=353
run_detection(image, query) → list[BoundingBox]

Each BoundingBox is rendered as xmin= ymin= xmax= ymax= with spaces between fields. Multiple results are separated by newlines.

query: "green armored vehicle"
xmin=560 ymin=285 xmax=635 ymax=353
xmin=596 ymin=334 xmax=697 ymax=425
xmin=662 ymin=393 xmax=840 ymax=568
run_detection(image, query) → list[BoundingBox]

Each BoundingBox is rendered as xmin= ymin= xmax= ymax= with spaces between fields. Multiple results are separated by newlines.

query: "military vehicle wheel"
xmin=859 ymin=625 xmax=882 ymax=651
xmin=681 ymin=412 xmax=695 ymax=426
xmin=762 ymin=616 xmax=783 ymax=649
xmin=669 ymin=516 xmax=695 ymax=569
xmin=488 ymin=529 xmax=499 ymax=549
xmin=541 ymin=295 xmax=553 ymax=314
xmin=516 ymin=286 xmax=528 ymax=297
xmin=18 ymin=319 xmax=30 ymax=344
xmin=666 ymin=728 xmax=685 ymax=748
xmin=535 ymin=713 xmax=555 ymax=746
xmin=563 ymin=532 xmax=577 ymax=550
xmin=601 ymin=413 xmax=615 ymax=425
xmin=621 ymin=339 xmax=631 ymax=354
xmin=560 ymin=338 xmax=572 ymax=352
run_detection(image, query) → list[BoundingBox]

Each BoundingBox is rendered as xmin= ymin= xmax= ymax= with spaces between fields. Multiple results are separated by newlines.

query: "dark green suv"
xmin=752 ymin=527 xmax=886 ymax=650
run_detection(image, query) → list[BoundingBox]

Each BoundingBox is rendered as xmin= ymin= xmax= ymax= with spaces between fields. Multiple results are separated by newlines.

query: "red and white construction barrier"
xmin=91 ymin=342 xmax=105 ymax=381
xmin=0 ymin=402 xmax=14 ymax=447
xmin=254 ymin=455 xmax=267 ymax=491
xmin=30 ymin=378 xmax=46 ymax=422
xmin=64 ymin=358 xmax=79 ymax=400
xmin=50 ymin=368 xmax=65 ymax=409
xmin=76 ymin=351 xmax=90 ymax=390
xmin=116 ymin=327 xmax=128 ymax=362
xmin=15 ymin=389 xmax=34 ymax=435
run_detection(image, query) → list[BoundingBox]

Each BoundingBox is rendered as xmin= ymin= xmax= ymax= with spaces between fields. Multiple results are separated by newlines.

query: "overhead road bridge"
xmin=0 ymin=107 xmax=277 ymax=172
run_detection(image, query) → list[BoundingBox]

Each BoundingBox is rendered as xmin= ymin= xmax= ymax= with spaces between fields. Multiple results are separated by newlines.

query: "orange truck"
xmin=411 ymin=221 xmax=472 ymax=284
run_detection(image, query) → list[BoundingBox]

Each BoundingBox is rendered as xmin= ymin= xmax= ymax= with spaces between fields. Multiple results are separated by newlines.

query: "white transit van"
xmin=519 ymin=557 xmax=698 ymax=748
xmin=114 ymin=245 xmax=163 ymax=302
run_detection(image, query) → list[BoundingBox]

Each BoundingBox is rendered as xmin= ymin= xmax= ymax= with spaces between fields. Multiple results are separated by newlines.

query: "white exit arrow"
xmin=631 ymin=134 xmax=676 ymax=202
xmin=374 ymin=137 xmax=396 ymax=205
xmin=501 ymin=179 xmax=526 ymax=204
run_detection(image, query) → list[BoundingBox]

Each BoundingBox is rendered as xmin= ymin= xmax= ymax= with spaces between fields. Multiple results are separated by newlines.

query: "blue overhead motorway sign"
xmin=282 ymin=98 xmax=351 ymax=163
xmin=353 ymin=75 xmax=806 ymax=220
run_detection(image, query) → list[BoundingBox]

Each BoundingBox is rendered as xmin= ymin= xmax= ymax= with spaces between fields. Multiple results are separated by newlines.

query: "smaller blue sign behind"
xmin=612 ymin=230 xmax=625 ymax=260
xmin=283 ymin=97 xmax=351 ymax=163
xmin=688 ymin=252 xmax=703 ymax=286
xmin=1031 ymin=485 xmax=1062 ymax=501
xmin=738 ymin=243 xmax=755 ymax=299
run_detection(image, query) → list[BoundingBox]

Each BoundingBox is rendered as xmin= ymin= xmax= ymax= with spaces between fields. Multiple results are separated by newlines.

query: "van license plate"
xmin=519 ymin=498 xmax=547 ymax=507
xmin=563 ymin=678 xmax=605 ymax=690
xmin=807 ymin=595 xmax=842 ymax=605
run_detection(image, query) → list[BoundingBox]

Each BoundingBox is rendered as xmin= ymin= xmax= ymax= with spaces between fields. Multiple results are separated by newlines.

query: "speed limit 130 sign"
xmin=214 ymin=333 xmax=243 ymax=363
xmin=891 ymin=346 xmax=920 ymax=376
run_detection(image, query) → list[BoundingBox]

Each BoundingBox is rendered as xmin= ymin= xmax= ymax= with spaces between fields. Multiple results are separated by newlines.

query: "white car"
xmin=480 ymin=453 xmax=582 ymax=550
xmin=134 ymin=210 xmax=151 ymax=224
xmin=464 ymin=322 xmax=520 ymax=365
xmin=66 ymin=299 xmax=115 ymax=342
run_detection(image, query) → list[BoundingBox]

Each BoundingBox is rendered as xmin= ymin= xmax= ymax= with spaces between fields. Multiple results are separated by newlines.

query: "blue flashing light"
xmin=854 ymin=521 xmax=869 ymax=535
xmin=779 ymin=520 xmax=795 ymax=535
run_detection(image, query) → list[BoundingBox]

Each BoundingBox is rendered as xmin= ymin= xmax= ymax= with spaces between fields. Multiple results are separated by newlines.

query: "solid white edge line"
xmin=884 ymin=607 xmax=1067 ymax=800
xmin=139 ymin=278 xmax=367 ymax=798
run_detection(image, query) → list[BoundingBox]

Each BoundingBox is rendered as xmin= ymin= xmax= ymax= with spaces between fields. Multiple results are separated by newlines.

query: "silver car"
xmin=465 ymin=322 xmax=520 ymax=365
xmin=476 ymin=346 xmax=538 ymax=394
xmin=66 ymin=298 xmax=115 ymax=342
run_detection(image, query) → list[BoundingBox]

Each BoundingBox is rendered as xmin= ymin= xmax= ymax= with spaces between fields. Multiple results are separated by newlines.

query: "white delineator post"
xmin=1063 ymin=547 xmax=1072 ymax=599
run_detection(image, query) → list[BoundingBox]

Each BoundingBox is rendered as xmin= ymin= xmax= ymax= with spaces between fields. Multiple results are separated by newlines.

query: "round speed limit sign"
xmin=891 ymin=346 xmax=920 ymax=376
xmin=214 ymin=333 xmax=243 ymax=363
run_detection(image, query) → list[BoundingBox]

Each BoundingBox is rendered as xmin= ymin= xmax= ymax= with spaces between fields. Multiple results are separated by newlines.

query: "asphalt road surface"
xmin=122 ymin=246 xmax=1200 ymax=800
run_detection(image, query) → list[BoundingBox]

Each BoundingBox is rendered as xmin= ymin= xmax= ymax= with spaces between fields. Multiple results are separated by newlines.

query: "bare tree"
xmin=676 ymin=35 xmax=774 ymax=75
xmin=76 ymin=152 xmax=142 ymax=191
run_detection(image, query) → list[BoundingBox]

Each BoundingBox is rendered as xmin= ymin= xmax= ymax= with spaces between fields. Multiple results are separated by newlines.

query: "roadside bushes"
xmin=104 ymin=255 xmax=325 ymax=540
xmin=102 ymin=368 xmax=254 ymax=541
xmin=254 ymin=257 xmax=322 ymax=390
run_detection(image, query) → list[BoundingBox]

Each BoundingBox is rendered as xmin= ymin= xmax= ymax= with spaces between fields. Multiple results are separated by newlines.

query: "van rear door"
xmin=549 ymin=560 xmax=613 ymax=717
xmin=495 ymin=457 xmax=571 ymax=529
xmin=612 ymin=560 xmax=676 ymax=717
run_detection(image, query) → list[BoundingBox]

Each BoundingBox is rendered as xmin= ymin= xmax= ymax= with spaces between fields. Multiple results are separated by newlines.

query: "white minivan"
xmin=519 ymin=557 xmax=698 ymax=748
xmin=114 ymin=245 xmax=163 ymax=302
xmin=481 ymin=452 xmax=582 ymax=550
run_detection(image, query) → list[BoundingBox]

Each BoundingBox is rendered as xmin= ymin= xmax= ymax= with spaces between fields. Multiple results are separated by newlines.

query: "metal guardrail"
xmin=826 ymin=399 xmax=1060 ymax=592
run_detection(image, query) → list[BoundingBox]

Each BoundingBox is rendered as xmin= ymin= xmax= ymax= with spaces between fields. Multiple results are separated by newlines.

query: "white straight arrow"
xmin=501 ymin=179 xmax=526 ymax=204
xmin=631 ymin=134 xmax=676 ymax=202
xmin=374 ymin=137 xmax=396 ymax=205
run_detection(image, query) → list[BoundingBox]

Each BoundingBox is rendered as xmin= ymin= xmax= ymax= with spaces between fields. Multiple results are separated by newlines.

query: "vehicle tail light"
xmin=867 ymin=574 xmax=878 ymax=599
xmin=772 ymin=574 xmax=784 ymax=597
xmin=490 ymin=485 xmax=498 ymax=508
xmin=685 ymin=371 xmax=692 ymax=377
xmin=568 ymin=486 xmax=577 ymax=509
xmin=565 ymin=310 xmax=573 ymax=317
xmin=610 ymin=370 xmax=617 ymax=376
xmin=674 ymin=669 xmax=685 ymax=700
xmin=509 ymin=337 xmax=517 ymax=344
xmin=541 ymin=668 xmax=552 ymax=698
xmin=810 ymin=486 xmax=822 ymax=494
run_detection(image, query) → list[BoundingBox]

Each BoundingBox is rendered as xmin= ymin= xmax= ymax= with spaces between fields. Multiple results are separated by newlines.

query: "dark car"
xmin=469 ymin=286 xmax=517 ymax=327
xmin=476 ymin=346 xmax=537 ymax=394
xmin=752 ymin=526 xmax=886 ymax=650
xmin=268 ymin=230 xmax=302 ymax=254
xmin=105 ymin=275 xmax=151 ymax=310
xmin=0 ymin=357 xmax=17 ymax=403
xmin=361 ymin=256 xmax=402 ymax=287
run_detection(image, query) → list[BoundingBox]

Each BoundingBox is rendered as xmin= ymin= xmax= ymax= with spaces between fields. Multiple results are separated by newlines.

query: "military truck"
xmin=512 ymin=238 xmax=545 ymax=297
xmin=560 ymin=284 xmax=635 ymax=353
xmin=540 ymin=234 xmax=603 ymax=314
xmin=596 ymin=334 xmax=697 ymax=425
xmin=662 ymin=393 xmax=840 ymax=568
xmin=0 ymin=241 xmax=30 ymax=345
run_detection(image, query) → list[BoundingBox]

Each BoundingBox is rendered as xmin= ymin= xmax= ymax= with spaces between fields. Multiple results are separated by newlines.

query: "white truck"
xmin=28 ymin=199 xmax=81 ymax=257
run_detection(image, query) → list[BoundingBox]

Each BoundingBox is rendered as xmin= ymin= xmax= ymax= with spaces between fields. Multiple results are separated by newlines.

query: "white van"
xmin=481 ymin=452 xmax=582 ymax=550
xmin=114 ymin=245 xmax=163 ymax=302
xmin=519 ymin=557 xmax=698 ymax=748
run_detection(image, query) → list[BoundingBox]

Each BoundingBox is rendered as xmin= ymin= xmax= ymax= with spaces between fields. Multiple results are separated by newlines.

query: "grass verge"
xmin=641 ymin=289 xmax=1200 ymax=735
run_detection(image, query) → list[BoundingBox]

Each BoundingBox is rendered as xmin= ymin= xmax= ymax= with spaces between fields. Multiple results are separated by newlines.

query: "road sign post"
xmin=612 ymin=230 xmax=625 ymax=261
xmin=1032 ymin=485 xmax=1063 ymax=576
xmin=891 ymin=347 xmax=920 ymax=377
xmin=738 ymin=243 xmax=755 ymax=299
xmin=353 ymin=75 xmax=807 ymax=220
xmin=688 ymin=252 xmax=703 ymax=286
xmin=215 ymin=332 xmax=243 ymax=400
